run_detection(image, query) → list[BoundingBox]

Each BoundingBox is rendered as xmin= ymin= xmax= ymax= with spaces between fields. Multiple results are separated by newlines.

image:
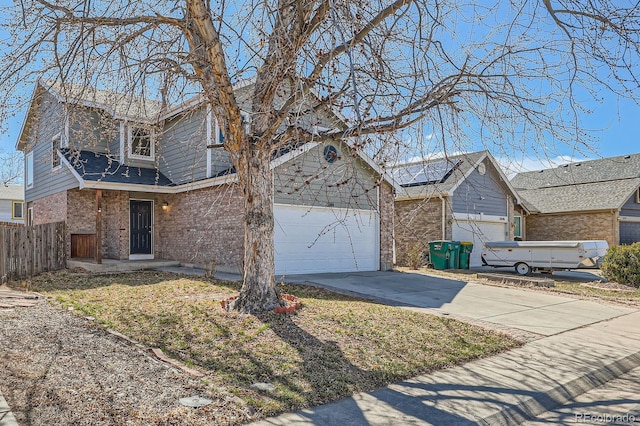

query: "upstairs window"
xmin=12 ymin=201 xmax=24 ymax=220
xmin=25 ymin=151 xmax=34 ymax=189
xmin=206 ymin=110 xmax=225 ymax=148
xmin=128 ymin=126 xmax=155 ymax=160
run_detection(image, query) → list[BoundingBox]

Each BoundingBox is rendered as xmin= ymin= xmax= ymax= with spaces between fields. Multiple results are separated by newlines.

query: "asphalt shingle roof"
xmin=511 ymin=153 xmax=640 ymax=214
xmin=44 ymin=80 xmax=167 ymax=122
xmin=517 ymin=179 xmax=640 ymax=214
xmin=62 ymin=150 xmax=174 ymax=186
xmin=393 ymin=151 xmax=487 ymax=198
xmin=511 ymin=153 xmax=640 ymax=190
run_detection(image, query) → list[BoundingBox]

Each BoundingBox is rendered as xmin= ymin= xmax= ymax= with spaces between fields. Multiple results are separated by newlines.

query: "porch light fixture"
xmin=162 ymin=201 xmax=169 ymax=210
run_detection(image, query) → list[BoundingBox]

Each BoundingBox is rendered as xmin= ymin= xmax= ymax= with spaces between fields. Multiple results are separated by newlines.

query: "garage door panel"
xmin=452 ymin=220 xmax=507 ymax=267
xmin=620 ymin=222 xmax=640 ymax=245
xmin=274 ymin=205 xmax=379 ymax=275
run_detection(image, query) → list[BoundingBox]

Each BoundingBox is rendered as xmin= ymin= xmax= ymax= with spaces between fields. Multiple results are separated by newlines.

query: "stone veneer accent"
xmin=525 ymin=211 xmax=618 ymax=246
xmin=394 ymin=197 xmax=444 ymax=266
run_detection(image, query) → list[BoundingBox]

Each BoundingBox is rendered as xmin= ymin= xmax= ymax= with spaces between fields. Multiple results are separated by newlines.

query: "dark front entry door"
xmin=130 ymin=200 xmax=153 ymax=255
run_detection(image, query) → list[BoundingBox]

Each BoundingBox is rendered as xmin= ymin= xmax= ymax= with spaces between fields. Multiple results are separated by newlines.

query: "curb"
xmin=0 ymin=389 xmax=19 ymax=426
xmin=476 ymin=351 xmax=640 ymax=425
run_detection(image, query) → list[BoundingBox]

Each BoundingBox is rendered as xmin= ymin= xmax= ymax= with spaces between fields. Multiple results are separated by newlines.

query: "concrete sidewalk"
xmin=284 ymin=271 xmax=635 ymax=336
xmin=254 ymin=310 xmax=640 ymax=425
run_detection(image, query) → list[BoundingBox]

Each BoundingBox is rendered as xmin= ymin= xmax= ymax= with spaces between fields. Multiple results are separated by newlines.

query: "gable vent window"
xmin=128 ymin=126 xmax=155 ymax=160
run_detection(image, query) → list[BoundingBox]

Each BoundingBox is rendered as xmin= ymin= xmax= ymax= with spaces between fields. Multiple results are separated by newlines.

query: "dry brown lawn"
xmin=4 ymin=271 xmax=521 ymax=424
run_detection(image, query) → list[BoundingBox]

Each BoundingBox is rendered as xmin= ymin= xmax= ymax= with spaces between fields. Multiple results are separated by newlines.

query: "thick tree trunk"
xmin=232 ymin=144 xmax=280 ymax=313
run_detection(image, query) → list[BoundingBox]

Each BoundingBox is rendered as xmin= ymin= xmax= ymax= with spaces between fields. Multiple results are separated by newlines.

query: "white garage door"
xmin=274 ymin=204 xmax=379 ymax=275
xmin=452 ymin=220 xmax=507 ymax=267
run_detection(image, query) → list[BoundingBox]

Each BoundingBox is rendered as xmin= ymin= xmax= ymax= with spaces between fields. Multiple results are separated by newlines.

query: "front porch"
xmin=66 ymin=258 xmax=180 ymax=273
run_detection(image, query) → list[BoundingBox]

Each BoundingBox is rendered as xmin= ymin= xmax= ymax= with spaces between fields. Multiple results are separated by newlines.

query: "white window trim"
xmin=25 ymin=151 xmax=34 ymax=189
xmin=12 ymin=201 xmax=24 ymax=220
xmin=127 ymin=125 xmax=155 ymax=161
xmin=206 ymin=108 xmax=223 ymax=178
xmin=62 ymin=114 xmax=70 ymax=148
xmin=27 ymin=206 xmax=33 ymax=226
xmin=635 ymin=188 xmax=640 ymax=204
xmin=119 ymin=122 xmax=125 ymax=163
xmin=513 ymin=215 xmax=522 ymax=238
xmin=52 ymin=132 xmax=62 ymax=171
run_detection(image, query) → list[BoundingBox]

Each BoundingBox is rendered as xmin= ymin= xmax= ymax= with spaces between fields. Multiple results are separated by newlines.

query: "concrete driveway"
xmin=285 ymin=271 xmax=637 ymax=336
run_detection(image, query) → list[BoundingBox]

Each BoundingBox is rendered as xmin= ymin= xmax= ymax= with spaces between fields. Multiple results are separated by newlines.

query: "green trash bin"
xmin=459 ymin=241 xmax=474 ymax=269
xmin=428 ymin=240 xmax=452 ymax=270
xmin=448 ymin=241 xmax=461 ymax=269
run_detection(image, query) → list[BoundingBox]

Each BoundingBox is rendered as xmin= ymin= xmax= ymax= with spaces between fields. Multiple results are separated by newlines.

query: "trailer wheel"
xmin=515 ymin=262 xmax=531 ymax=275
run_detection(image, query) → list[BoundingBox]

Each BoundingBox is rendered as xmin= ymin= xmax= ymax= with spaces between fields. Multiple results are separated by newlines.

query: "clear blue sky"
xmin=1 ymin=1 xmax=638 ymax=173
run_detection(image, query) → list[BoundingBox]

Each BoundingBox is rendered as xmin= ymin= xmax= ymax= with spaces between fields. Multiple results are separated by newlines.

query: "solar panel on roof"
xmin=392 ymin=159 xmax=461 ymax=187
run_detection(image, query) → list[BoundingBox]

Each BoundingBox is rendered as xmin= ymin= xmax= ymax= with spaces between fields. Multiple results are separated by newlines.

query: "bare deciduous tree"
xmin=0 ymin=149 xmax=23 ymax=186
xmin=1 ymin=1 xmax=638 ymax=311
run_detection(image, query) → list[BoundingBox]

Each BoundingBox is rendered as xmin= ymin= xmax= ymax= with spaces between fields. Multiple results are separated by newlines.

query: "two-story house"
xmin=16 ymin=79 xmax=395 ymax=274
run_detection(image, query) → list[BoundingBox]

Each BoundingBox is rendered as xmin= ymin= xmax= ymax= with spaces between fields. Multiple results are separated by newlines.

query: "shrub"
xmin=600 ymin=243 xmax=640 ymax=288
xmin=407 ymin=243 xmax=427 ymax=270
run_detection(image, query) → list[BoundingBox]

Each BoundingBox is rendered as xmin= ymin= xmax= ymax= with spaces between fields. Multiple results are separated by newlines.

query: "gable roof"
xmin=511 ymin=153 xmax=640 ymax=189
xmin=518 ymin=178 xmax=640 ymax=214
xmin=393 ymin=151 xmax=520 ymax=203
xmin=511 ymin=153 xmax=640 ymax=214
xmin=0 ymin=185 xmax=24 ymax=200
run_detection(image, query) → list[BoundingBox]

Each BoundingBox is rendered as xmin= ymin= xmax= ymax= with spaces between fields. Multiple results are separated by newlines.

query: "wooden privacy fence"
xmin=0 ymin=221 xmax=66 ymax=282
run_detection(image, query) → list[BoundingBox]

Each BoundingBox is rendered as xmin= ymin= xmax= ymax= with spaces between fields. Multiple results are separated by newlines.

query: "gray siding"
xmin=24 ymin=92 xmax=79 ymax=203
xmin=451 ymin=159 xmax=508 ymax=216
xmin=274 ymin=142 xmax=378 ymax=210
xmin=620 ymin=188 xmax=640 ymax=217
xmin=157 ymin=108 xmax=209 ymax=184
xmin=68 ymin=107 xmax=117 ymax=153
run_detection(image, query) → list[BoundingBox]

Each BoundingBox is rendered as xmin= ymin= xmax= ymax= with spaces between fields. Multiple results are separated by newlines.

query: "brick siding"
xmin=156 ymin=184 xmax=245 ymax=273
xmin=525 ymin=211 xmax=617 ymax=246
xmin=378 ymin=182 xmax=394 ymax=271
xmin=394 ymin=197 xmax=444 ymax=266
xmin=32 ymin=191 xmax=67 ymax=226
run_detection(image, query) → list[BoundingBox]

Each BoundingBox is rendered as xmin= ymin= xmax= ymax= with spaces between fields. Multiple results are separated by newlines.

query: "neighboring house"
xmin=0 ymin=185 xmax=25 ymax=225
xmin=15 ymin=79 xmax=395 ymax=274
xmin=511 ymin=153 xmax=640 ymax=246
xmin=393 ymin=151 xmax=523 ymax=267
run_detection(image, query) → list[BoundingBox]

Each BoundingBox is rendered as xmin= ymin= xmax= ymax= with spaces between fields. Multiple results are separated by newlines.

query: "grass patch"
xmin=24 ymin=271 xmax=520 ymax=418
xmin=544 ymin=281 xmax=640 ymax=306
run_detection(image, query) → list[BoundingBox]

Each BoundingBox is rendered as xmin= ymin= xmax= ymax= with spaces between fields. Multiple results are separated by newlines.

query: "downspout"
xmin=438 ymin=194 xmax=446 ymax=240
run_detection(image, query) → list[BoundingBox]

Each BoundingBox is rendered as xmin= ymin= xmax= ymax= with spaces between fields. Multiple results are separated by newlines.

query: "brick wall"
xmin=156 ymin=184 xmax=245 ymax=273
xmin=394 ymin=197 xmax=444 ymax=266
xmin=525 ymin=211 xmax=617 ymax=246
xmin=32 ymin=191 xmax=67 ymax=226
xmin=103 ymin=190 xmax=129 ymax=259
xmin=378 ymin=182 xmax=394 ymax=271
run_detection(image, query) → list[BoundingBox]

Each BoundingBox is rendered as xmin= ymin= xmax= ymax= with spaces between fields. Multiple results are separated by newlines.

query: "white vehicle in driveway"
xmin=481 ymin=240 xmax=609 ymax=275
